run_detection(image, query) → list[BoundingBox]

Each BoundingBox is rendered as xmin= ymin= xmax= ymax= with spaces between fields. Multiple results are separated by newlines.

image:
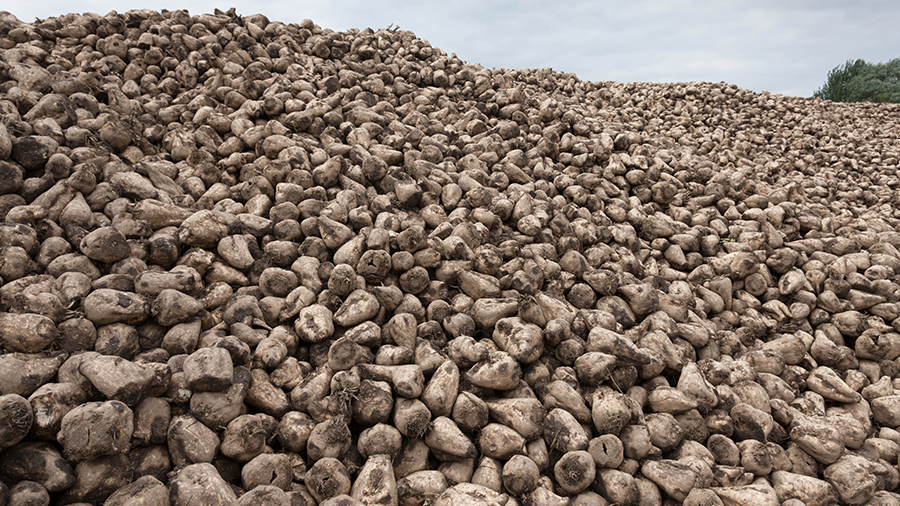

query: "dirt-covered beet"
xmin=2 ymin=6 xmax=900 ymax=506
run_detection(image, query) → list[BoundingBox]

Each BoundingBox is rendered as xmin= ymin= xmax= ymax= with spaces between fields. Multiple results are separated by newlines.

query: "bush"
xmin=814 ymin=58 xmax=900 ymax=103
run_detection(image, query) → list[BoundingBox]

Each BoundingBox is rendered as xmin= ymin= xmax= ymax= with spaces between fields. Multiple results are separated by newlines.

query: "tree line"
xmin=813 ymin=58 xmax=900 ymax=103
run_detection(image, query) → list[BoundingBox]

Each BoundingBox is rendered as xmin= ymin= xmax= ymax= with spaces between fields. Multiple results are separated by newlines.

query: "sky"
xmin=6 ymin=0 xmax=900 ymax=97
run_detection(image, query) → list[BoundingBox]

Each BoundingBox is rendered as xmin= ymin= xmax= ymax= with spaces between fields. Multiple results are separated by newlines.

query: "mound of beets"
xmin=2 ymin=7 xmax=900 ymax=506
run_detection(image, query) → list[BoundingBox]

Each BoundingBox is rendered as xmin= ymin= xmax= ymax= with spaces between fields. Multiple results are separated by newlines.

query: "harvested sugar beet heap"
xmin=2 ymin=7 xmax=900 ymax=506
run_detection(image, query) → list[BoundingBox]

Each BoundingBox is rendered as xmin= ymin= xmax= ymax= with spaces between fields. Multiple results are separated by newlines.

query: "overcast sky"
xmin=7 ymin=0 xmax=900 ymax=97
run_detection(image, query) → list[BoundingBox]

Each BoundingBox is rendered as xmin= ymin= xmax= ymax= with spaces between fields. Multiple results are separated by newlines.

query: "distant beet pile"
xmin=3 ymin=7 xmax=900 ymax=506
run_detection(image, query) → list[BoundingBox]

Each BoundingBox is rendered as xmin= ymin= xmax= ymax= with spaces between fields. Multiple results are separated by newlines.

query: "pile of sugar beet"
xmin=4 ymin=8 xmax=900 ymax=506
